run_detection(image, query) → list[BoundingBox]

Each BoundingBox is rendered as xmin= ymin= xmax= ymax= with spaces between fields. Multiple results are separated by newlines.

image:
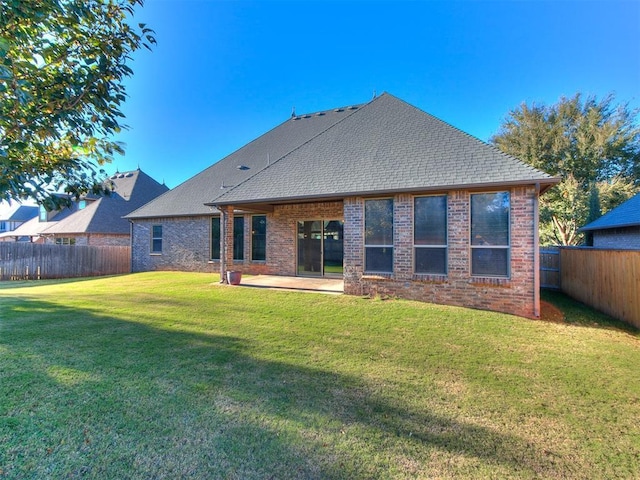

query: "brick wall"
xmin=131 ymin=190 xmax=539 ymax=318
xmin=131 ymin=216 xmax=218 ymax=273
xmin=131 ymin=201 xmax=344 ymax=276
xmin=593 ymin=226 xmax=640 ymax=249
xmin=43 ymin=234 xmax=129 ymax=246
xmin=87 ymin=234 xmax=129 ymax=246
xmin=344 ymin=187 xmax=539 ymax=318
xmin=266 ymin=202 xmax=344 ymax=276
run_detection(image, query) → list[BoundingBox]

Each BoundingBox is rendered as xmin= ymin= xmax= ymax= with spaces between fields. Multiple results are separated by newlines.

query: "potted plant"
xmin=226 ymin=270 xmax=242 ymax=285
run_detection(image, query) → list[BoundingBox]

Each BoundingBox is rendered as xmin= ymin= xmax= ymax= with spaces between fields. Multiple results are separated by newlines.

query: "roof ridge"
xmin=209 ymin=95 xmax=380 ymax=205
xmin=292 ymin=102 xmax=367 ymax=119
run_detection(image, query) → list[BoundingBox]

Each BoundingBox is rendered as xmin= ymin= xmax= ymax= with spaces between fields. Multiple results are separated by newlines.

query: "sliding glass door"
xmin=297 ymin=220 xmax=343 ymax=277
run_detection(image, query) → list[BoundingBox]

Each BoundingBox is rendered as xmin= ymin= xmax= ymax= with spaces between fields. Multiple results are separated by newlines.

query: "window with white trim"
xmin=54 ymin=237 xmax=76 ymax=245
xmin=414 ymin=195 xmax=447 ymax=274
xmin=365 ymin=198 xmax=393 ymax=273
xmin=470 ymin=192 xmax=510 ymax=277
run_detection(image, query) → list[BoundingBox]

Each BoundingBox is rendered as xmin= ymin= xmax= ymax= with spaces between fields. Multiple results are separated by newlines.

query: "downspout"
xmin=128 ymin=220 xmax=134 ymax=273
xmin=218 ymin=206 xmax=227 ymax=283
xmin=533 ymin=183 xmax=541 ymax=318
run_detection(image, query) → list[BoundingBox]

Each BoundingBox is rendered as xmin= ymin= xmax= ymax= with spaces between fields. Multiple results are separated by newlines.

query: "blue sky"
xmin=113 ymin=0 xmax=640 ymax=188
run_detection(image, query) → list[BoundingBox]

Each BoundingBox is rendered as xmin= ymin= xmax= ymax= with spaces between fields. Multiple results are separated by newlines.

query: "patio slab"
xmin=234 ymin=275 xmax=343 ymax=294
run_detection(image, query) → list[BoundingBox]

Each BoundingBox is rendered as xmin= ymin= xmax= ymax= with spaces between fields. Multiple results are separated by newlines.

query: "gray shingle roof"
xmin=580 ymin=192 xmax=640 ymax=231
xmin=43 ymin=169 xmax=168 ymax=234
xmin=6 ymin=170 xmax=168 ymax=237
xmin=126 ymin=106 xmax=360 ymax=219
xmin=0 ymin=203 xmax=38 ymax=222
xmin=212 ymin=93 xmax=557 ymax=206
xmin=127 ymin=93 xmax=558 ymax=217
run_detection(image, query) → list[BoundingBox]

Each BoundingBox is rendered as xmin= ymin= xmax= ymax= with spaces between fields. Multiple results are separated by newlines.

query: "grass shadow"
xmin=541 ymin=289 xmax=639 ymax=335
xmin=0 ymin=297 xmax=566 ymax=479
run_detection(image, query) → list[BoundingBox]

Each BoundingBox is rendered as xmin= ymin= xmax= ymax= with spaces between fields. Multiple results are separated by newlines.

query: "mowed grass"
xmin=0 ymin=272 xmax=638 ymax=479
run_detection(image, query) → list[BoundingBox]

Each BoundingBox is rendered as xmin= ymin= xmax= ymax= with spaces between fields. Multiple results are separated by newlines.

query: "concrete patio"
xmin=234 ymin=275 xmax=344 ymax=294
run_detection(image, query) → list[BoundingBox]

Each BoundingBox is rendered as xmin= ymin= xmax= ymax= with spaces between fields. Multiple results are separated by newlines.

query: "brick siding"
xmin=593 ymin=226 xmax=640 ymax=249
xmin=131 ymin=216 xmax=218 ymax=273
xmin=344 ymin=187 xmax=539 ymax=318
xmin=43 ymin=234 xmax=129 ymax=246
xmin=131 ymin=188 xmax=539 ymax=318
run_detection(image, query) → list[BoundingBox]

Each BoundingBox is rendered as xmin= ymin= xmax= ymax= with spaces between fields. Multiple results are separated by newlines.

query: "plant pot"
xmin=226 ymin=271 xmax=242 ymax=285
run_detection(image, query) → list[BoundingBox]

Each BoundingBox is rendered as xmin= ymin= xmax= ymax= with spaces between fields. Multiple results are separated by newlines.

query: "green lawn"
xmin=1 ymin=272 xmax=638 ymax=479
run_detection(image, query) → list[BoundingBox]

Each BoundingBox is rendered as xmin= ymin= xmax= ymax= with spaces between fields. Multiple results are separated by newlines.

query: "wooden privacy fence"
xmin=560 ymin=247 xmax=640 ymax=329
xmin=0 ymin=243 xmax=131 ymax=280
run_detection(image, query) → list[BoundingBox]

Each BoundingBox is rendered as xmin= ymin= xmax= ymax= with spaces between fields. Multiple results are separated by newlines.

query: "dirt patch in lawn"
xmin=540 ymin=300 xmax=565 ymax=323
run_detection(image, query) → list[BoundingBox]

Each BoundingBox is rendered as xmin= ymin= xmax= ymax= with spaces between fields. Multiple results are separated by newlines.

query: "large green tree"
xmin=0 ymin=0 xmax=154 ymax=209
xmin=491 ymin=93 xmax=640 ymax=245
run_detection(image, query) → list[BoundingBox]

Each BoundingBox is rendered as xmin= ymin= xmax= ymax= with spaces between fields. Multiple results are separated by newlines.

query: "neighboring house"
xmin=0 ymin=202 xmax=38 ymax=240
xmin=127 ymin=93 xmax=558 ymax=318
xmin=579 ymin=192 xmax=640 ymax=249
xmin=2 ymin=169 xmax=168 ymax=246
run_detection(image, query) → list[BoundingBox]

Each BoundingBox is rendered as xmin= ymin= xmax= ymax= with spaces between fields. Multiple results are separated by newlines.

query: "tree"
xmin=491 ymin=93 xmax=640 ymax=245
xmin=0 ymin=0 xmax=155 ymax=209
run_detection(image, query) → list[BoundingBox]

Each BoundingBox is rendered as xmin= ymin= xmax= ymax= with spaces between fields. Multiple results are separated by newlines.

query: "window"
xmin=233 ymin=217 xmax=244 ymax=260
xmin=471 ymin=192 xmax=510 ymax=277
xmin=251 ymin=215 xmax=266 ymax=261
xmin=414 ymin=195 xmax=447 ymax=274
xmin=0 ymin=221 xmax=6 ymax=232
xmin=151 ymin=225 xmax=163 ymax=253
xmin=78 ymin=200 xmax=87 ymax=210
xmin=211 ymin=217 xmax=220 ymax=260
xmin=365 ymin=198 xmax=393 ymax=273
xmin=39 ymin=205 xmax=47 ymax=222
xmin=54 ymin=237 xmax=76 ymax=245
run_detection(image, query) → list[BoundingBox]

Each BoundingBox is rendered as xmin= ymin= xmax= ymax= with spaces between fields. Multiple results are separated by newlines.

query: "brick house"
xmin=579 ymin=192 xmax=640 ymax=249
xmin=127 ymin=93 xmax=558 ymax=318
xmin=3 ymin=169 xmax=168 ymax=246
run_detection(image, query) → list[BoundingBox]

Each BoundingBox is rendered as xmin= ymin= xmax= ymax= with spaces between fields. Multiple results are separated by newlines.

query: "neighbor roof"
xmin=580 ymin=192 xmax=640 ymax=232
xmin=44 ymin=169 xmax=168 ymax=235
xmin=0 ymin=202 xmax=38 ymax=222
xmin=212 ymin=93 xmax=558 ymax=207
xmin=3 ymin=196 xmax=78 ymax=238
xmin=4 ymin=170 xmax=168 ymax=238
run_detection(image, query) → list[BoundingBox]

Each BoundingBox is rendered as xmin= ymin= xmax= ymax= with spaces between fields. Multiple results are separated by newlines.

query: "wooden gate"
xmin=540 ymin=247 xmax=560 ymax=290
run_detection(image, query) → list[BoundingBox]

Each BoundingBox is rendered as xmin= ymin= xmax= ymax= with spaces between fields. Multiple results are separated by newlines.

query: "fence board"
xmin=540 ymin=247 xmax=560 ymax=289
xmin=0 ymin=243 xmax=130 ymax=280
xmin=561 ymin=248 xmax=640 ymax=329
